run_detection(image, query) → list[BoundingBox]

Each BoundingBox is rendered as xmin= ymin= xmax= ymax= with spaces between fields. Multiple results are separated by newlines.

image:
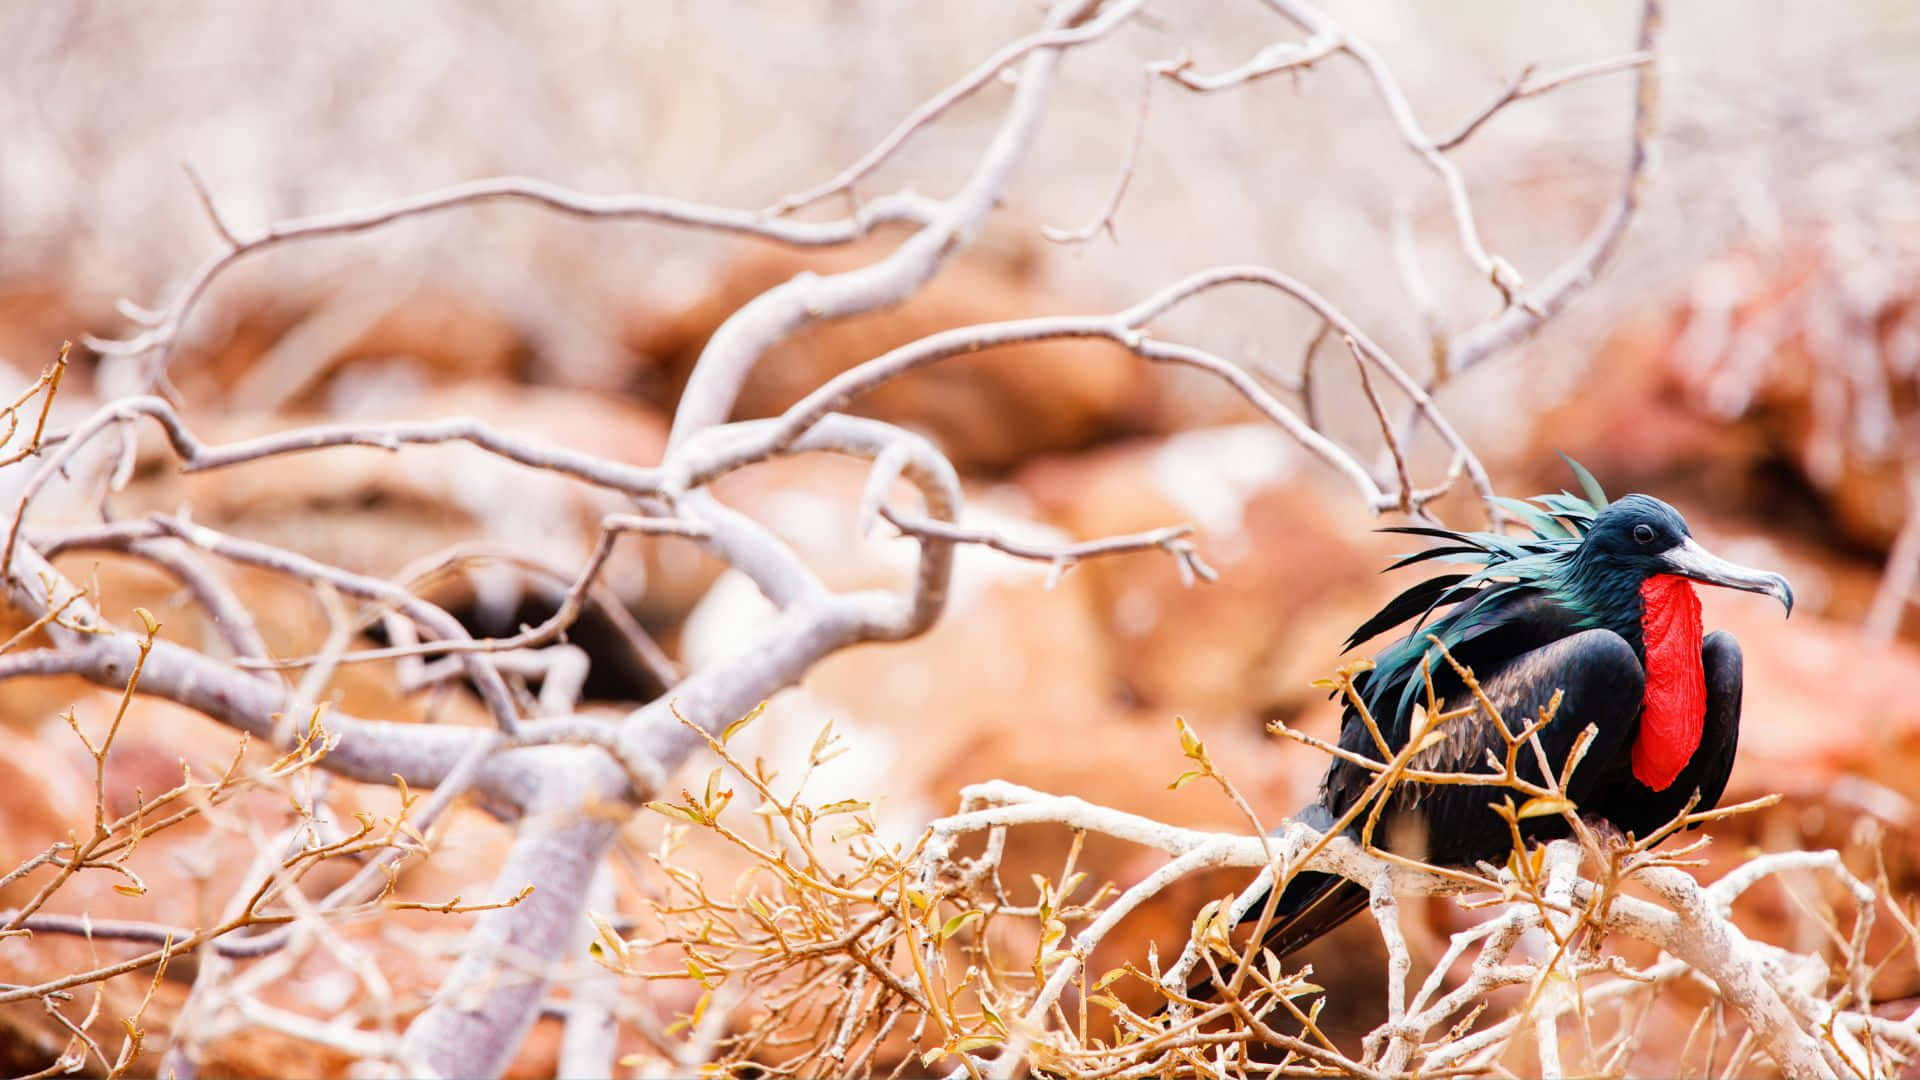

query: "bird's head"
xmin=1576 ymin=494 xmax=1794 ymax=615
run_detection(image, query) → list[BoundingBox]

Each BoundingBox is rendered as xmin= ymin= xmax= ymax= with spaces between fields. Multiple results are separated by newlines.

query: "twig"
xmin=0 ymin=341 xmax=70 ymax=469
xmin=768 ymin=0 xmax=1148 ymax=215
xmin=1433 ymin=51 xmax=1653 ymax=153
xmin=1043 ymin=71 xmax=1155 ymax=245
xmin=878 ymin=506 xmax=1216 ymax=587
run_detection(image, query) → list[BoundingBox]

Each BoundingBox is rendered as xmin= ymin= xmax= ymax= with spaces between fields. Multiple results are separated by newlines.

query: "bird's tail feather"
xmin=1184 ymin=806 xmax=1370 ymax=1003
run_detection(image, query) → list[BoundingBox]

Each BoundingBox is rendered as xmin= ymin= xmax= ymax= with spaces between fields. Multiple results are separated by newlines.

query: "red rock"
xmin=1018 ymin=426 xmax=1403 ymax=722
xmin=625 ymin=239 xmax=1155 ymax=472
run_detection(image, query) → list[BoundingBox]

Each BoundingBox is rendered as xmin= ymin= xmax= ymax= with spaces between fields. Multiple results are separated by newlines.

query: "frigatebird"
xmin=1231 ymin=464 xmax=1793 ymax=967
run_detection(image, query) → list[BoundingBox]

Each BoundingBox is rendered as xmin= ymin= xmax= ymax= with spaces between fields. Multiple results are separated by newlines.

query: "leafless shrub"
xmin=607 ymin=652 xmax=1919 ymax=1079
xmin=0 ymin=608 xmax=528 ymax=1076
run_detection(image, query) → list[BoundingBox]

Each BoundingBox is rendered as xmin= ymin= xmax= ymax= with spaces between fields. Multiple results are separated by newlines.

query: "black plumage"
xmin=1222 ymin=466 xmax=1791 ymax=976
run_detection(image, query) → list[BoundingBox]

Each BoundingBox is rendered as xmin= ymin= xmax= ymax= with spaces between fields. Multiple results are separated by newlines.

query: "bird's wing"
xmin=1589 ymin=629 xmax=1742 ymax=839
xmin=1337 ymin=591 xmax=1586 ymax=773
xmin=1323 ymin=627 xmax=1645 ymax=867
xmin=1220 ymin=630 xmax=1646 ymax=974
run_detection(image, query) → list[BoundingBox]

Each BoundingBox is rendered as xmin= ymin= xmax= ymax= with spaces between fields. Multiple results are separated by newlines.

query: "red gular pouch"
xmin=1631 ymin=573 xmax=1706 ymax=791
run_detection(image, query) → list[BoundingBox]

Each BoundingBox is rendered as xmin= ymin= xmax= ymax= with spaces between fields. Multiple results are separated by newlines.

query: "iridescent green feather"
xmin=1346 ymin=462 xmax=1610 ymax=736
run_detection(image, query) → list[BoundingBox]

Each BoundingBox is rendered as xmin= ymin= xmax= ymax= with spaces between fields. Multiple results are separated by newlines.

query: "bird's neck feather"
xmin=1632 ymin=574 xmax=1705 ymax=790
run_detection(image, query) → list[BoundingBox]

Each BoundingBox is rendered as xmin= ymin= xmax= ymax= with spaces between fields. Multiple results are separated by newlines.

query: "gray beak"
xmin=1662 ymin=536 xmax=1794 ymax=616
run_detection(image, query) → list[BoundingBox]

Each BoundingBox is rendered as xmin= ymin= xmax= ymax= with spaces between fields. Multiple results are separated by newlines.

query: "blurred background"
xmin=2 ymin=1 xmax=1920 ymax=1074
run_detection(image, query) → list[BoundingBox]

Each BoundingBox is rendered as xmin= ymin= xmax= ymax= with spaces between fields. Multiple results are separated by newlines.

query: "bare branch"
xmin=769 ymin=0 xmax=1148 ymax=215
xmin=178 ymin=161 xmax=241 ymax=250
xmin=668 ymin=0 xmax=1113 ymax=449
xmin=1444 ymin=0 xmax=1664 ymax=372
xmin=1042 ymin=71 xmax=1155 ymax=246
xmin=85 ymin=177 xmax=943 ymax=385
xmin=226 ymin=514 xmax=707 ymax=671
xmin=878 ymin=506 xmax=1218 ymax=587
xmin=1433 ymin=50 xmax=1653 ymax=153
xmin=1151 ymin=29 xmax=1342 ymax=92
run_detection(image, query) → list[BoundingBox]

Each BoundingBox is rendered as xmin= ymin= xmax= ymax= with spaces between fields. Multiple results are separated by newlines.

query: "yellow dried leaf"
xmin=721 ymin=701 xmax=767 ymax=744
xmin=1516 ymin=796 xmax=1575 ymax=820
xmin=1175 ymin=716 xmax=1204 ymax=759
xmin=809 ymin=720 xmax=837 ymax=765
xmin=1190 ymin=899 xmax=1222 ymax=942
xmin=645 ymin=800 xmax=705 ymax=825
xmin=939 ymin=910 xmax=984 ymax=942
xmin=831 ymin=819 xmax=875 ymax=843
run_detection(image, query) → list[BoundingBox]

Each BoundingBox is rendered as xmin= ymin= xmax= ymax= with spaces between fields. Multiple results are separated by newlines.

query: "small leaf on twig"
xmin=809 ymin=720 xmax=842 ymax=765
xmin=1175 ymin=716 xmax=1203 ymax=758
xmin=722 ymin=702 xmax=767 ymax=744
xmin=1517 ymin=796 xmax=1575 ymax=820
xmin=939 ymin=910 xmax=984 ymax=942
xmin=646 ymin=801 xmax=705 ymax=826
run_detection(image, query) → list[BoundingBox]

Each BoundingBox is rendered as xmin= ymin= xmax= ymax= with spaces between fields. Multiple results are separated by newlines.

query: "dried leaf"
xmin=809 ymin=719 xmax=837 ymax=765
xmin=1190 ymin=899 xmax=1223 ymax=943
xmin=646 ymin=801 xmax=705 ymax=826
xmin=1516 ymin=796 xmax=1575 ymax=820
xmin=831 ymin=819 xmax=875 ymax=843
xmin=1175 ymin=716 xmax=1203 ymax=758
xmin=939 ymin=910 xmax=984 ymax=942
xmin=721 ymin=701 xmax=767 ymax=744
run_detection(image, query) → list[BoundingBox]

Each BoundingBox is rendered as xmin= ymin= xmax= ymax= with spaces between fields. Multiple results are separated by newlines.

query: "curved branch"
xmin=770 ymin=0 xmax=1149 ymax=214
xmin=86 ymin=175 xmax=943 ymax=384
xmin=675 ymin=265 xmax=1493 ymax=513
xmin=1444 ymin=0 xmax=1664 ymax=372
xmin=667 ymin=0 xmax=1112 ymax=449
xmin=0 ymin=539 xmax=532 ymax=803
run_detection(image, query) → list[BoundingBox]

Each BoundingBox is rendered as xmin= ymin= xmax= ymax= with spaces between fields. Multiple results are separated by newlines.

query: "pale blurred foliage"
xmin=3 ymin=1 xmax=1915 ymax=442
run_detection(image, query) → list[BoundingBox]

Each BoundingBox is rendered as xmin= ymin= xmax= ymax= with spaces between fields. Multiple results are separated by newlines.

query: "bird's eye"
xmin=1632 ymin=524 xmax=1655 ymax=544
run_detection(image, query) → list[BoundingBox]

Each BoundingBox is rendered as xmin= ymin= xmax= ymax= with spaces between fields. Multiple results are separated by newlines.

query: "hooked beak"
xmin=1662 ymin=536 xmax=1794 ymax=616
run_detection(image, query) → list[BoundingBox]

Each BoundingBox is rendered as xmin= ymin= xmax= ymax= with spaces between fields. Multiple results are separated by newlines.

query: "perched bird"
xmin=1230 ymin=464 xmax=1793 ymax=967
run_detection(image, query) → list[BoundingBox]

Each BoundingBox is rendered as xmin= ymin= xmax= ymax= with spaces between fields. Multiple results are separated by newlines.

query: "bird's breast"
xmin=1632 ymin=574 xmax=1706 ymax=790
